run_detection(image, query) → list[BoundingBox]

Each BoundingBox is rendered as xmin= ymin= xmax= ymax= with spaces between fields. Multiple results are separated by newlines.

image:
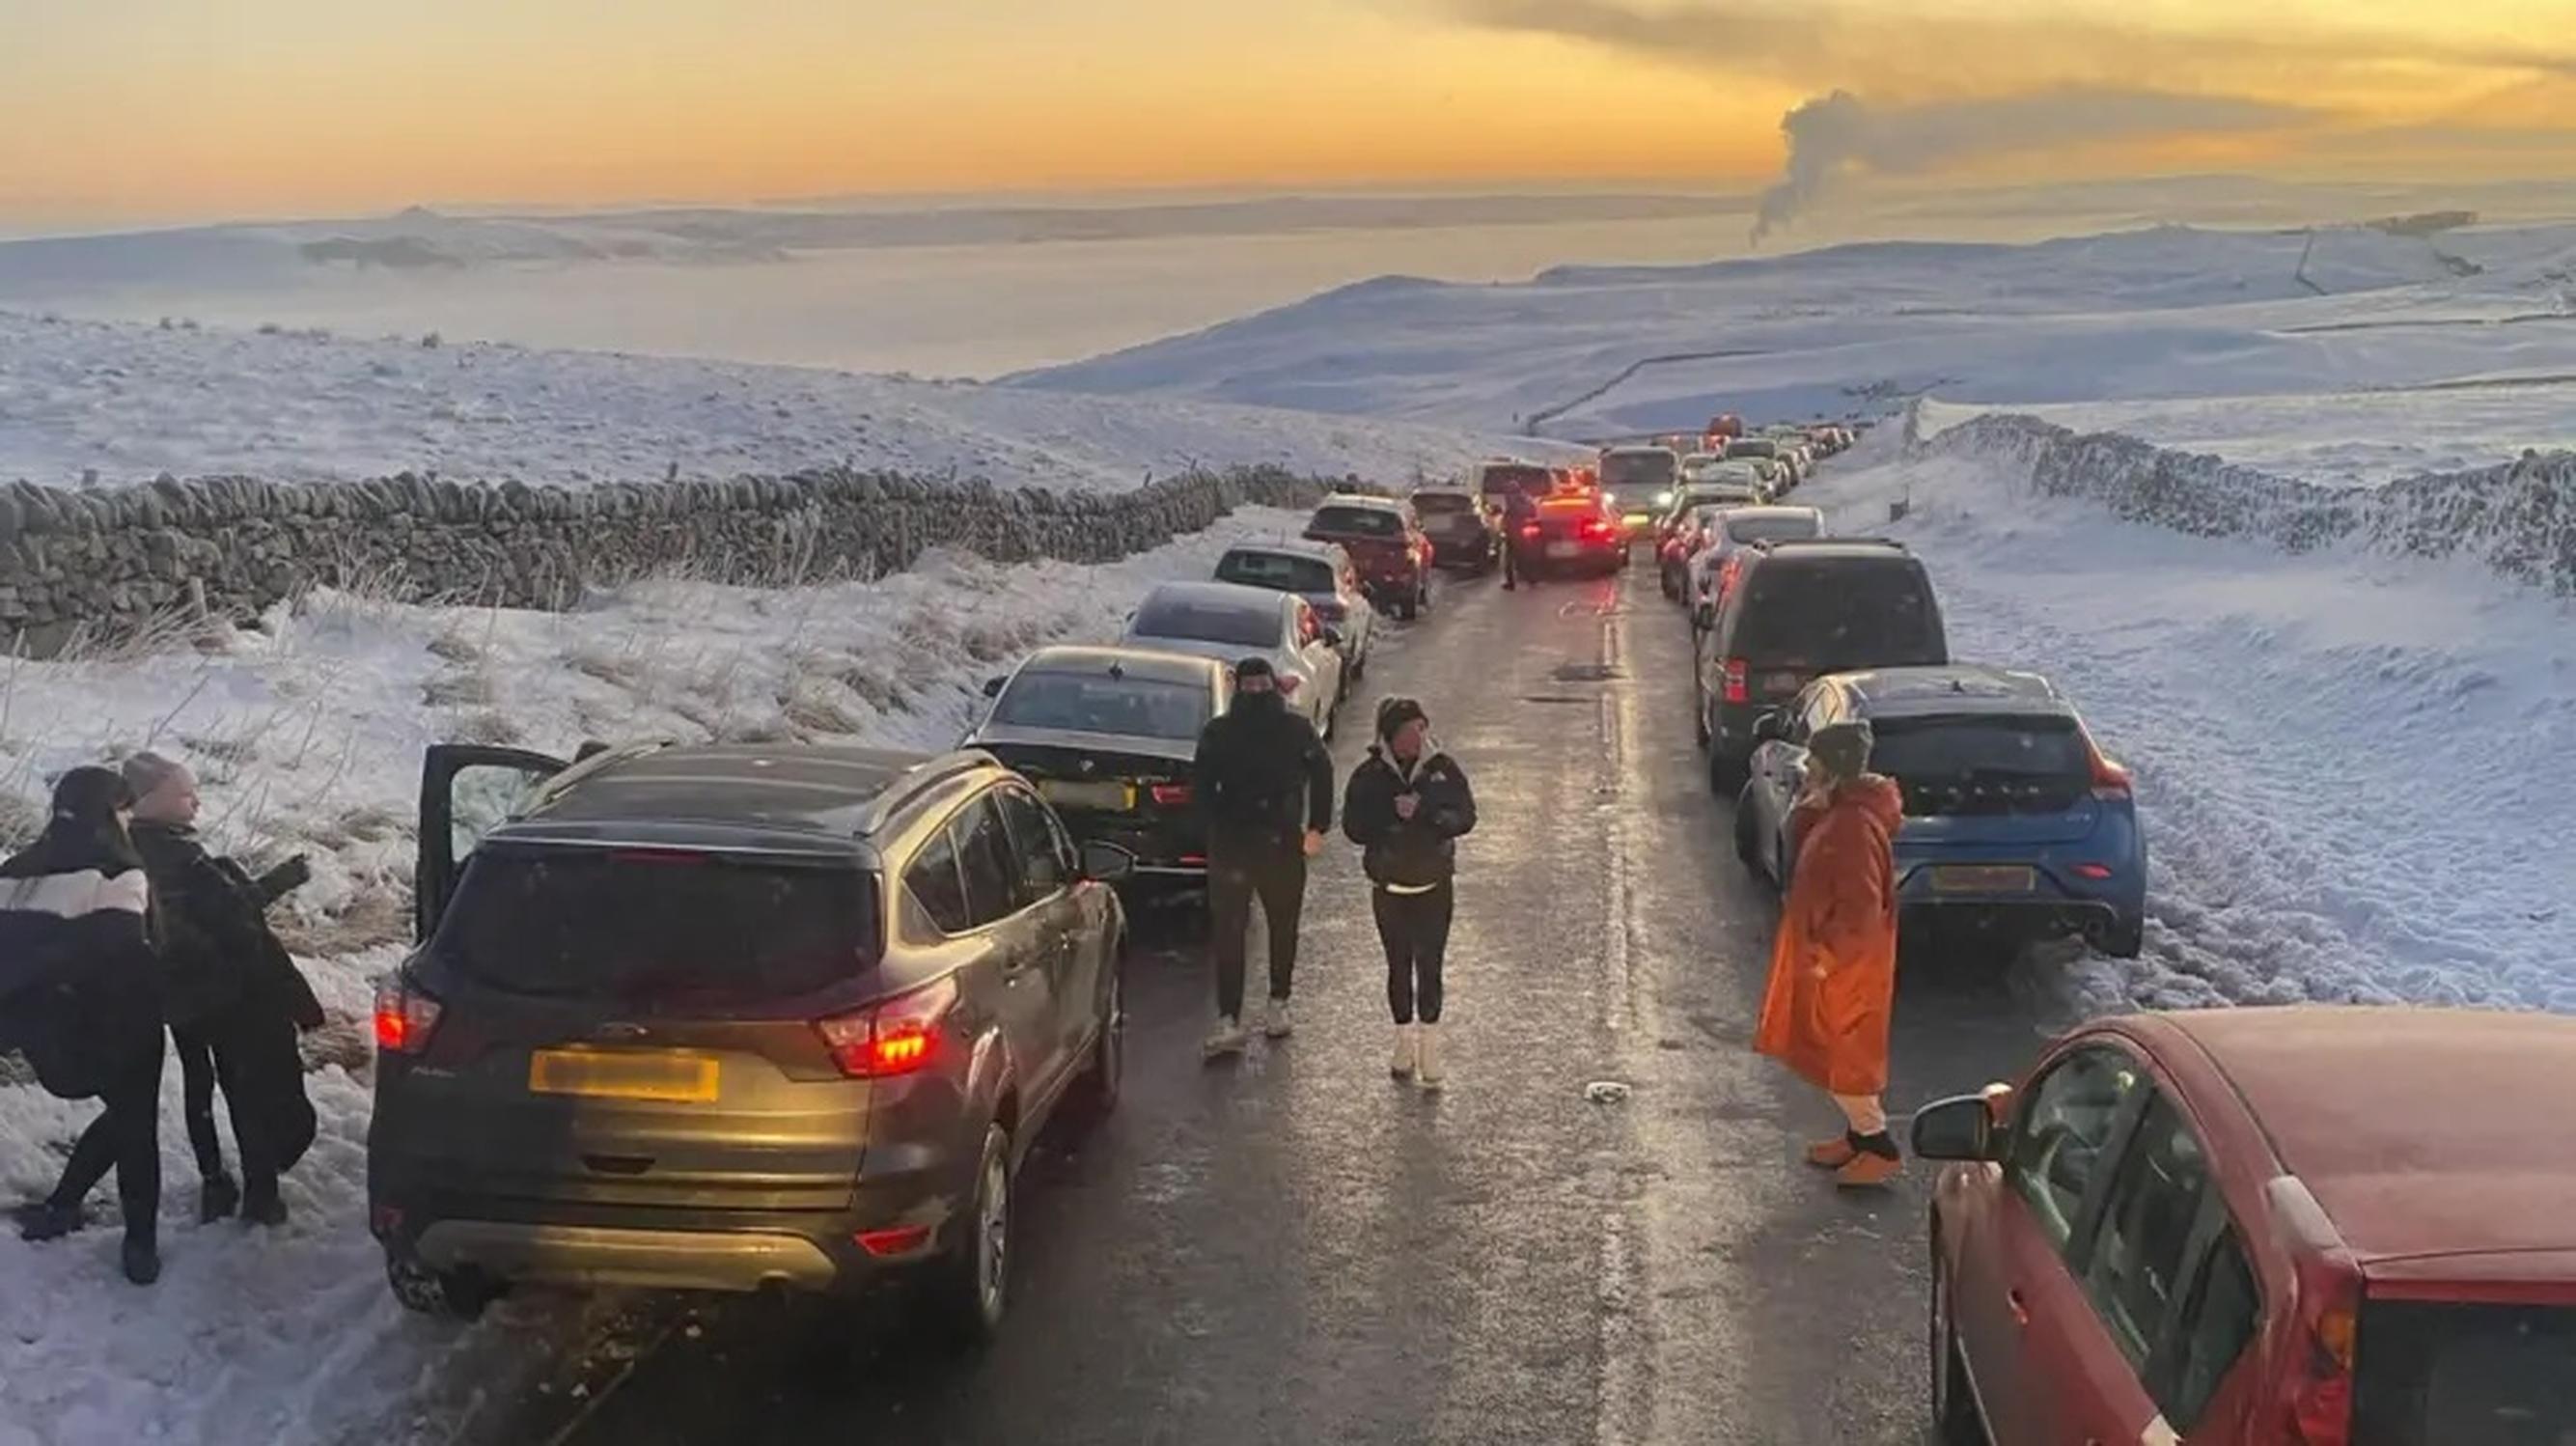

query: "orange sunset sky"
xmin=3 ymin=0 xmax=2571 ymax=226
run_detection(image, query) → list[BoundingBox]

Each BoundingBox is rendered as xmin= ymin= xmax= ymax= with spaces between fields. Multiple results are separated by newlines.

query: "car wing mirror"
xmin=981 ymin=674 xmax=1007 ymax=699
xmin=1909 ymin=1093 xmax=2006 ymax=1162
xmin=1750 ymin=709 xmax=1788 ymax=745
xmin=1078 ymin=841 xmax=1137 ymax=884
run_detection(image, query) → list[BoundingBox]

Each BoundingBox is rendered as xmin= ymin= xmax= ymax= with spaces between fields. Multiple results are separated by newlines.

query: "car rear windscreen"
xmin=1727 ymin=439 xmax=1779 ymax=460
xmin=1310 ymin=506 xmax=1400 ymax=538
xmin=438 ymin=849 xmax=876 ymax=1005
xmin=2356 ymin=1301 xmax=2576 ymax=1445
xmin=1728 ymin=514 xmax=1821 ymax=545
xmin=1215 ymin=550 xmax=1338 ymax=594
xmin=1730 ymin=561 xmax=1944 ymax=668
xmin=993 ymin=671 xmax=1210 ymax=741
xmin=1412 ymin=493 xmax=1475 ymax=515
xmin=1131 ymin=596 xmax=1279 ymax=649
xmin=1599 ymin=452 xmax=1677 ymax=490
xmin=1870 ymin=715 xmax=2091 ymax=815
xmin=1479 ymin=465 xmax=1551 ymax=497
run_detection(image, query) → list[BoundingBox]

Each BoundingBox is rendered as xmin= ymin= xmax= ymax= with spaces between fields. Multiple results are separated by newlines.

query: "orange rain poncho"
xmin=1755 ymin=775 xmax=1902 ymax=1097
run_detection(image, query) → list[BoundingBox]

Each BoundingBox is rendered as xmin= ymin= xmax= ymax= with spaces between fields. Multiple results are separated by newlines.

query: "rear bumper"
xmin=1896 ymin=856 xmax=2145 ymax=945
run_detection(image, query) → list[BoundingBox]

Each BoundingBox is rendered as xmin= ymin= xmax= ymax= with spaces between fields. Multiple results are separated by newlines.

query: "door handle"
xmin=2006 ymin=1289 xmax=2032 ymax=1328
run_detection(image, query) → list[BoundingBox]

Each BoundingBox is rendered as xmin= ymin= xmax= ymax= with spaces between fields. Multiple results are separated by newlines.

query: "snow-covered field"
xmin=0 ymin=511 xmax=1315 ymax=1445
xmin=0 ymin=310 xmax=1554 ymax=491
xmin=1816 ymin=431 xmax=2576 ymax=1022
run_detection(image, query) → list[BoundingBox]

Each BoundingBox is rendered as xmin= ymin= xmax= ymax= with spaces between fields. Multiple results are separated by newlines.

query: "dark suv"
xmin=1691 ymin=540 xmax=1949 ymax=788
xmin=369 ymin=741 xmax=1131 ymax=1344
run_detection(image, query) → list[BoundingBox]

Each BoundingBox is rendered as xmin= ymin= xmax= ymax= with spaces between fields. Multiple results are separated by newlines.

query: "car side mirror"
xmin=981 ymin=675 xmax=1007 ymax=699
xmin=1910 ymin=1091 xmax=2008 ymax=1162
xmin=1751 ymin=710 xmax=1787 ymax=745
xmin=1079 ymin=841 xmax=1136 ymax=884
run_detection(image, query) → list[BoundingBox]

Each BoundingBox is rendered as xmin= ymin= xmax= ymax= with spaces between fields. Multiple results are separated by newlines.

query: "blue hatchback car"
xmin=1733 ymin=664 xmax=2147 ymax=958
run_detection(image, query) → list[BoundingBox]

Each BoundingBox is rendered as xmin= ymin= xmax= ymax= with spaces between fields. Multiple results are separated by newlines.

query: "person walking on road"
xmin=0 ymin=768 xmax=168 ymax=1284
xmin=1193 ymin=656 xmax=1334 ymax=1058
xmin=1500 ymin=484 xmax=1539 ymax=591
xmin=124 ymin=753 xmax=324 ymax=1227
xmin=1343 ymin=697 xmax=1476 ymax=1088
xmin=1753 ymin=721 xmax=1905 ymax=1188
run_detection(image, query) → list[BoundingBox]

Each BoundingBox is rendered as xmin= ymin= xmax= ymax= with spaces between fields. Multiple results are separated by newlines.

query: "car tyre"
xmin=1068 ymin=957 xmax=1125 ymax=1124
xmin=1929 ymin=1247 xmax=1986 ymax=1446
xmin=1732 ymin=786 xmax=1765 ymax=876
xmin=385 ymin=1251 xmax=504 ymax=1322
xmin=929 ymin=1123 xmax=1013 ymax=1349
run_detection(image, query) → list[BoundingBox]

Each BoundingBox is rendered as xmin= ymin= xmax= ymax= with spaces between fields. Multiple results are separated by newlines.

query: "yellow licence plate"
xmin=1931 ymin=866 xmax=2036 ymax=895
xmin=528 ymin=1047 xmax=720 ymax=1102
xmin=1040 ymin=779 xmax=1135 ymax=812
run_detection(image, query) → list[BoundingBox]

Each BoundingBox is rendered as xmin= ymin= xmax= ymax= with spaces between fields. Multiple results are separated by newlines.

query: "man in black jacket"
xmin=1500 ymin=484 xmax=1539 ymax=590
xmin=1191 ymin=657 xmax=1334 ymax=1057
xmin=1343 ymin=697 xmax=1476 ymax=1086
xmin=124 ymin=753 xmax=322 ymax=1227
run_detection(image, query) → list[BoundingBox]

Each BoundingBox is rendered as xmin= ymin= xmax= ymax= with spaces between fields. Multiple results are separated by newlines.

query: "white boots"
xmin=1389 ymin=1022 xmax=1418 ymax=1078
xmin=1415 ymin=1022 xmax=1444 ymax=1089
xmin=1203 ymin=1015 xmax=1248 ymax=1059
xmin=1264 ymin=997 xmax=1294 ymax=1040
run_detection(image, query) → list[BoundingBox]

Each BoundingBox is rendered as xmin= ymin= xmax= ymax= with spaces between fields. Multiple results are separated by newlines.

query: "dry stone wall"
xmin=0 ymin=465 xmax=1348 ymax=654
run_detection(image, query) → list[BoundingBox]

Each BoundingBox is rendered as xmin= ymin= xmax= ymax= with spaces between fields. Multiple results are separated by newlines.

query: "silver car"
xmin=1118 ymin=580 xmax=1347 ymax=737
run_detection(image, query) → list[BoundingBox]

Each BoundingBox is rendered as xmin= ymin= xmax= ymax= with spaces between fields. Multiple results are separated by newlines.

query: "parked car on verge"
xmin=1595 ymin=446 xmax=1682 ymax=549
xmin=1692 ymin=539 xmax=1947 ymax=788
xmin=1120 ymin=580 xmax=1345 ymax=737
xmin=1410 ymin=487 xmax=1502 ymax=572
xmin=1686 ymin=504 xmax=1825 ymax=621
xmin=1213 ymin=540 xmax=1374 ymax=681
xmin=966 ymin=647 xmax=1232 ymax=890
xmin=1913 ymin=1005 xmax=2576 ymax=1446
xmin=1732 ymin=663 xmax=2147 ymax=958
xmin=372 ymin=741 xmax=1132 ymax=1345
xmin=1303 ymin=494 xmax=1433 ymax=620
xmin=1511 ymin=489 xmax=1625 ymax=578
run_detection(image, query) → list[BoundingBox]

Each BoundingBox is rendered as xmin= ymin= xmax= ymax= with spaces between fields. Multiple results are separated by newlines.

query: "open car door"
xmin=415 ymin=743 xmax=568 ymax=943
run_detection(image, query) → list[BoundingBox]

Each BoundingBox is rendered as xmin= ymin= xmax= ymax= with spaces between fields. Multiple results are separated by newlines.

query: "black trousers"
xmin=176 ymin=1018 xmax=285 ymax=1201
xmin=1503 ymin=538 xmax=1532 ymax=587
xmin=1372 ymin=883 xmax=1454 ymax=1024
xmin=1208 ymin=845 xmax=1307 ymax=1019
xmin=50 ymin=1037 xmax=164 ymax=1247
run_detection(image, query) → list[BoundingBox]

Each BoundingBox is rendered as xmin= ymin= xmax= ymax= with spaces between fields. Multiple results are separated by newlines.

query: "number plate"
xmin=1930 ymin=865 xmax=2036 ymax=894
xmin=1547 ymin=542 xmax=1581 ymax=558
xmin=1040 ymin=779 xmax=1135 ymax=812
xmin=529 ymin=1048 xmax=719 ymax=1102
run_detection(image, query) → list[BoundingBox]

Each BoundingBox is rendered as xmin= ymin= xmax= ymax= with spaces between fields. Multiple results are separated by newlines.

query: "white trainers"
xmin=1203 ymin=1015 xmax=1248 ymax=1059
xmin=1263 ymin=997 xmax=1294 ymax=1040
xmin=1416 ymin=1022 xmax=1445 ymax=1089
xmin=1388 ymin=1022 xmax=1418 ymax=1079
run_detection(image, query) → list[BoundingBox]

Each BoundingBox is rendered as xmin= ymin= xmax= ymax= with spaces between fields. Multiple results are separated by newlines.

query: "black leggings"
xmin=51 ymin=1039 xmax=164 ymax=1247
xmin=176 ymin=1019 xmax=285 ymax=1199
xmin=1209 ymin=846 xmax=1308 ymax=1019
xmin=1372 ymin=883 xmax=1454 ymax=1024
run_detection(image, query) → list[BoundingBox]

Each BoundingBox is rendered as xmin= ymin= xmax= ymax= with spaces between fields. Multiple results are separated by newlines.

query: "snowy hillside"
xmin=1015 ymin=222 xmax=2576 ymax=442
xmin=0 ymin=310 xmax=1560 ymax=491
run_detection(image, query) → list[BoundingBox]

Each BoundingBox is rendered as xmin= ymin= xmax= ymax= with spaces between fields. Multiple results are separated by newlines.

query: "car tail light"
xmin=855 ymin=1224 xmax=933 ymax=1257
xmin=816 ymin=976 xmax=959 ymax=1079
xmin=2085 ymin=729 xmax=2133 ymax=800
xmin=1722 ymin=657 xmax=1750 ymax=706
xmin=2266 ymin=1178 xmax=2364 ymax=1446
xmin=1580 ymin=517 xmax=1615 ymax=542
xmin=1150 ymin=781 xmax=1193 ymax=807
xmin=1519 ymin=523 xmax=1541 ymax=540
xmin=374 ymin=978 xmax=443 ymax=1056
xmin=2071 ymin=862 xmax=2115 ymax=880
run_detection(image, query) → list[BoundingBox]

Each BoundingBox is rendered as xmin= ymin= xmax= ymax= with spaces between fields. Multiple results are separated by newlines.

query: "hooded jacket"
xmin=132 ymin=821 xmax=324 ymax=1033
xmin=1342 ymin=742 xmax=1477 ymax=889
xmin=1193 ymin=691 xmax=1335 ymax=852
xmin=1754 ymin=774 xmax=1902 ymax=1097
xmin=0 ymin=863 xmax=161 ymax=1101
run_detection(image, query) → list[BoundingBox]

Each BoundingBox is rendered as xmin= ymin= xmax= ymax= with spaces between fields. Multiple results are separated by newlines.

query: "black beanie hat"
xmin=1375 ymin=695 xmax=1428 ymax=743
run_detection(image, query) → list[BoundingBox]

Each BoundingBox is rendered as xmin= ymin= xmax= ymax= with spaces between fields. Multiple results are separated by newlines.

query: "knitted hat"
xmin=1807 ymin=720 xmax=1874 ymax=780
xmin=1375 ymin=695 xmax=1428 ymax=743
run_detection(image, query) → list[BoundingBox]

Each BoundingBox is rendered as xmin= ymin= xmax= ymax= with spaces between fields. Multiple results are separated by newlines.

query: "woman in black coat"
xmin=0 ymin=767 xmax=168 ymax=1285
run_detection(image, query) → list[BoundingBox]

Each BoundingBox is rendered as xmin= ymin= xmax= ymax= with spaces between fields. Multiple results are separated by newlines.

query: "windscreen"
xmin=1215 ymin=550 xmax=1338 ymax=594
xmin=992 ymin=670 xmax=1211 ymax=740
xmin=437 ymin=849 xmax=876 ymax=1005
xmin=1869 ymin=715 xmax=2091 ymax=815
xmin=1728 ymin=514 xmax=1821 ymax=545
xmin=1599 ymin=452 xmax=1677 ymax=494
xmin=1478 ymin=464 xmax=1551 ymax=497
xmin=1131 ymin=596 xmax=1280 ymax=649
xmin=1730 ymin=561 xmax=1944 ymax=668
xmin=2356 ymin=1301 xmax=2576 ymax=1445
xmin=1309 ymin=505 xmax=1401 ymax=538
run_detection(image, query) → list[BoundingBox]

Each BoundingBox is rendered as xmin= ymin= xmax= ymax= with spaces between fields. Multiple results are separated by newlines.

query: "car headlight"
xmin=1654 ymin=490 xmax=1675 ymax=508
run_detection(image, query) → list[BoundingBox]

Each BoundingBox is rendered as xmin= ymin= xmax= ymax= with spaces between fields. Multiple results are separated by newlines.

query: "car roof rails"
xmin=861 ymin=748 xmax=1004 ymax=835
xmin=1752 ymin=537 xmax=1908 ymax=553
xmin=521 ymin=737 xmax=679 ymax=815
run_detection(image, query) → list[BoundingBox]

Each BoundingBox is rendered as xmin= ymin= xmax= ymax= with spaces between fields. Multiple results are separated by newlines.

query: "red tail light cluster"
xmin=1721 ymin=657 xmax=1750 ymax=705
xmin=2085 ymin=729 xmax=2134 ymax=800
xmin=1149 ymin=781 xmax=1193 ymax=808
xmin=1518 ymin=523 xmax=1542 ymax=540
xmin=1580 ymin=518 xmax=1615 ymax=542
xmin=816 ymin=976 xmax=958 ymax=1079
xmin=2268 ymin=1178 xmax=2363 ymax=1446
xmin=374 ymin=979 xmax=444 ymax=1056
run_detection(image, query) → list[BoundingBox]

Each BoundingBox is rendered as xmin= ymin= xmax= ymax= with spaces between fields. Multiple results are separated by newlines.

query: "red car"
xmin=1511 ymin=491 xmax=1624 ymax=578
xmin=1302 ymin=493 xmax=1433 ymax=620
xmin=1914 ymin=1006 xmax=2576 ymax=1446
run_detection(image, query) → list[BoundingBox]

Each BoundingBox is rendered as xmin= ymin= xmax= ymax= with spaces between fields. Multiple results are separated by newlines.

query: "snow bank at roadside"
xmin=1818 ymin=440 xmax=2576 ymax=1020
xmin=0 ymin=309 xmax=1546 ymax=492
xmin=0 ymin=508 xmax=1311 ymax=1446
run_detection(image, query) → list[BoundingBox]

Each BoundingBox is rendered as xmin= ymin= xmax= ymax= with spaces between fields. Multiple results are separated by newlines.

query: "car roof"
xmin=1831 ymin=664 xmax=2069 ymax=720
xmin=1014 ymin=645 xmax=1227 ymax=685
xmin=1314 ymin=492 xmax=1401 ymax=512
xmin=2158 ymin=1007 xmax=2576 ymax=1265
xmin=1138 ymin=579 xmax=1291 ymax=612
xmin=1715 ymin=505 xmax=1822 ymax=524
xmin=1222 ymin=539 xmax=1341 ymax=562
xmin=508 ymin=742 xmax=939 ymax=848
xmin=1744 ymin=540 xmax=1915 ymax=567
xmin=1602 ymin=445 xmax=1675 ymax=457
xmin=1411 ymin=486 xmax=1474 ymax=498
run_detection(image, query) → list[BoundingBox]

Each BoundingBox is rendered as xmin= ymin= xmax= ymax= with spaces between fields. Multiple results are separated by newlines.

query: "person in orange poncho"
xmin=1755 ymin=720 xmax=1905 ymax=1188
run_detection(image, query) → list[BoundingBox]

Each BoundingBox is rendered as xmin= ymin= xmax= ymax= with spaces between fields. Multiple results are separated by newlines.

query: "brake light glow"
xmin=2070 ymin=863 xmax=2116 ymax=880
xmin=1150 ymin=781 xmax=1193 ymax=807
xmin=373 ymin=979 xmax=443 ymax=1056
xmin=1722 ymin=657 xmax=1750 ymax=706
xmin=855 ymin=1225 xmax=933 ymax=1257
xmin=1580 ymin=518 xmax=1615 ymax=542
xmin=816 ymin=976 xmax=959 ymax=1079
xmin=1519 ymin=523 xmax=1541 ymax=540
